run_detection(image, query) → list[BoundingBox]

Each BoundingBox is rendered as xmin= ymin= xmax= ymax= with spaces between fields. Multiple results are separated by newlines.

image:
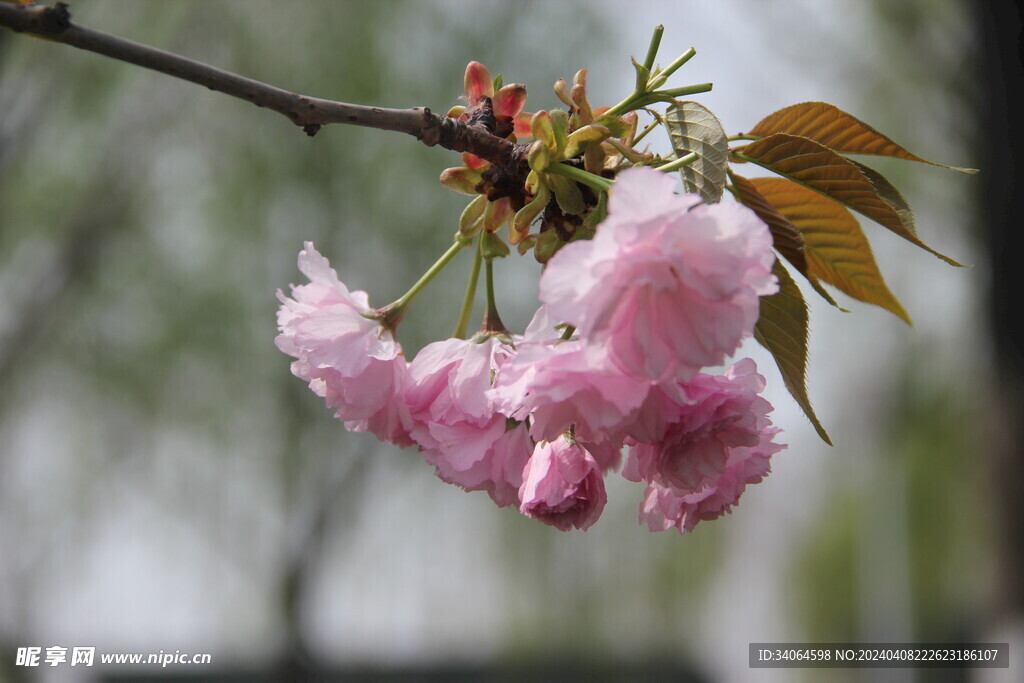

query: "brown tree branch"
xmin=0 ymin=2 xmax=516 ymax=165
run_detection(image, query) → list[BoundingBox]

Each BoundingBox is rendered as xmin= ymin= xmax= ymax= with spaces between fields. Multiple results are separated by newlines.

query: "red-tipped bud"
xmin=464 ymin=61 xmax=494 ymax=105
xmin=493 ymin=83 xmax=527 ymax=118
xmin=461 ymin=151 xmax=489 ymax=171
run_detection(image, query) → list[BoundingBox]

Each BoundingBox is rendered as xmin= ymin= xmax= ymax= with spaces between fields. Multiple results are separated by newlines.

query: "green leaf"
xmin=458 ymin=195 xmax=487 ymax=237
xmin=513 ymin=178 xmax=550 ymax=237
xmin=549 ymin=109 xmax=569 ymax=156
xmin=730 ymin=172 xmax=845 ymax=311
xmin=748 ymin=101 xmax=977 ymax=174
xmin=750 ymin=177 xmax=911 ymax=325
xmin=665 ymin=100 xmax=728 ymax=202
xmin=593 ymin=113 xmax=631 ymax=139
xmin=755 ymin=260 xmax=832 ymax=446
xmin=735 ymin=133 xmax=964 ymax=266
xmin=547 ymin=173 xmax=585 ymax=215
xmin=632 ymin=56 xmax=651 ymax=93
xmin=481 ymin=231 xmax=510 ymax=260
xmin=564 ymin=124 xmax=611 ymax=159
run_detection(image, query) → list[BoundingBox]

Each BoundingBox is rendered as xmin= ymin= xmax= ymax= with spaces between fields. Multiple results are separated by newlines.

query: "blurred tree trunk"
xmin=975 ymin=0 xmax=1024 ymax=620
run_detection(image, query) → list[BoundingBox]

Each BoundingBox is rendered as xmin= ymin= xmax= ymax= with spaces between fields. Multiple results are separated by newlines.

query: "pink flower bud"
xmin=519 ymin=437 xmax=607 ymax=531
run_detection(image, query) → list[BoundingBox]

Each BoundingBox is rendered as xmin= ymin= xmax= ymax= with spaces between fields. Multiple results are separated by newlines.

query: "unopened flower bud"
xmin=441 ymin=166 xmax=485 ymax=195
xmin=527 ymin=140 xmax=550 ymax=173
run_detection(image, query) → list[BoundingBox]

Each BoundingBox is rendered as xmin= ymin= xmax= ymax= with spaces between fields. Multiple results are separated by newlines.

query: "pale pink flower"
xmin=621 ymin=358 xmax=786 ymax=533
xmin=519 ymin=437 xmax=607 ymax=531
xmin=276 ymin=242 xmax=411 ymax=445
xmin=623 ymin=359 xmax=777 ymax=493
xmin=638 ymin=436 xmax=779 ymax=533
xmin=540 ymin=167 xmax=777 ymax=383
xmin=405 ymin=336 xmax=533 ymax=506
xmin=488 ymin=307 xmax=650 ymax=453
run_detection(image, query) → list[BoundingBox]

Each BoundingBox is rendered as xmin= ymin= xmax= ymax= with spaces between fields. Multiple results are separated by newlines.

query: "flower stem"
xmin=380 ymin=237 xmax=468 ymax=329
xmin=655 ymin=82 xmax=713 ymax=99
xmin=631 ymin=116 xmax=662 ymax=147
xmin=655 ymin=151 xmax=698 ymax=173
xmin=642 ymin=25 xmax=665 ymax=72
xmin=546 ymin=163 xmax=613 ymax=193
xmin=648 ymin=48 xmax=697 ymax=89
xmin=453 ymin=236 xmax=483 ymax=339
xmin=481 ymin=257 xmax=507 ymax=334
xmin=603 ymin=93 xmax=643 ymax=119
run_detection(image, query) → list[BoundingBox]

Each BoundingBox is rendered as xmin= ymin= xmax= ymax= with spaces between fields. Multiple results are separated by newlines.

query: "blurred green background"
xmin=0 ymin=1 xmax=1018 ymax=681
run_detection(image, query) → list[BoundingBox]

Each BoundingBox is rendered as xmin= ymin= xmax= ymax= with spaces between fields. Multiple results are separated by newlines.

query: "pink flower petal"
xmin=539 ymin=167 xmax=778 ymax=383
xmin=276 ymin=243 xmax=411 ymax=445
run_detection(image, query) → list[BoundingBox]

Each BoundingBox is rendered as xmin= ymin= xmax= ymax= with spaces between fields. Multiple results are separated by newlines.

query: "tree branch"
xmin=0 ymin=2 xmax=516 ymax=165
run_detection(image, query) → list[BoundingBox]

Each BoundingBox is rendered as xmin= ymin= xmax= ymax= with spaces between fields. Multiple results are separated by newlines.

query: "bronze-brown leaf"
xmin=734 ymin=133 xmax=964 ymax=266
xmin=748 ymin=101 xmax=977 ymax=174
xmin=755 ymin=260 xmax=832 ymax=446
xmin=751 ymin=176 xmax=911 ymax=325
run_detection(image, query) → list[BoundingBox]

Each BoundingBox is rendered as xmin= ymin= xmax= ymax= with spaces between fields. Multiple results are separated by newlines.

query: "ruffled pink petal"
xmin=539 ymin=167 xmax=778 ymax=383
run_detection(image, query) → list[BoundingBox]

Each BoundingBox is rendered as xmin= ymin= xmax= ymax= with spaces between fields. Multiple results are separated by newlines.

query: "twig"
xmin=0 ymin=2 xmax=516 ymax=165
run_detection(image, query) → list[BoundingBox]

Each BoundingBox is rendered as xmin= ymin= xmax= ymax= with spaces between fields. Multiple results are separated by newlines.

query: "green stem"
xmin=653 ymin=82 xmax=714 ymax=99
xmin=728 ymin=134 xmax=761 ymax=142
xmin=380 ymin=237 xmax=468 ymax=329
xmin=546 ymin=163 xmax=613 ymax=193
xmin=642 ymin=25 xmax=665 ymax=72
xmin=655 ymin=151 xmax=698 ymax=173
xmin=603 ymin=92 xmax=643 ymax=119
xmin=631 ymin=117 xmax=662 ymax=146
xmin=559 ymin=325 xmax=576 ymax=341
xmin=606 ymin=138 xmax=649 ymax=164
xmin=648 ymin=47 xmax=696 ymax=90
xmin=481 ymin=257 xmax=507 ymax=334
xmin=453 ymin=235 xmax=483 ymax=339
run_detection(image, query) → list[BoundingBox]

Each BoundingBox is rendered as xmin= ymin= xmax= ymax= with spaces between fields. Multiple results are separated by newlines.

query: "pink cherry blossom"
xmin=638 ymin=435 xmax=779 ymax=534
xmin=620 ymin=359 xmax=786 ymax=533
xmin=488 ymin=307 xmax=650 ymax=455
xmin=405 ymin=335 xmax=533 ymax=506
xmin=623 ymin=358 xmax=778 ymax=494
xmin=539 ymin=167 xmax=777 ymax=383
xmin=519 ymin=437 xmax=607 ymax=531
xmin=276 ymin=242 xmax=411 ymax=445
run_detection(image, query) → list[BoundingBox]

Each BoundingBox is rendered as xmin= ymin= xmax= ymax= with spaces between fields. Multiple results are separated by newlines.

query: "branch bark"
xmin=0 ymin=1 xmax=516 ymax=165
